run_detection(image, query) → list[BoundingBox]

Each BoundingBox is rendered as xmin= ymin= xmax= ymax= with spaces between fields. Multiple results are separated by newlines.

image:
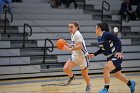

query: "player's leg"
xmin=81 ymin=67 xmax=91 ymax=92
xmin=111 ymin=58 xmax=136 ymax=93
xmin=63 ymin=58 xmax=77 ymax=77
xmin=63 ymin=58 xmax=77 ymax=85
xmin=113 ymin=70 xmax=136 ymax=93
xmin=99 ymin=61 xmax=115 ymax=93
xmin=113 ymin=71 xmax=128 ymax=83
xmin=81 ymin=68 xmax=91 ymax=85
xmin=79 ymin=56 xmax=91 ymax=92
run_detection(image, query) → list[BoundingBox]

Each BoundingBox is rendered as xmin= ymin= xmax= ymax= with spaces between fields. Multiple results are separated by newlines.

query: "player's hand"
xmin=115 ymin=52 xmax=124 ymax=59
xmin=69 ymin=44 xmax=74 ymax=48
xmin=88 ymin=54 xmax=95 ymax=59
xmin=63 ymin=45 xmax=72 ymax=51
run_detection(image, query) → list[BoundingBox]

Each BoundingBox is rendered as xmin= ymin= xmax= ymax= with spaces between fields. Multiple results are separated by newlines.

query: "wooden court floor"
xmin=0 ymin=72 xmax=140 ymax=93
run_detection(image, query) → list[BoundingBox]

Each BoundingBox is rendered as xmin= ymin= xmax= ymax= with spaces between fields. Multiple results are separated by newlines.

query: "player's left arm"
xmin=71 ymin=42 xmax=83 ymax=51
xmin=107 ymin=32 xmax=122 ymax=52
xmin=106 ymin=32 xmax=123 ymax=58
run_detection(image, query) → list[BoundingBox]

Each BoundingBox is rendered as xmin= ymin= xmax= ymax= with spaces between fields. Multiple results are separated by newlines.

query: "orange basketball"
xmin=56 ymin=39 xmax=68 ymax=50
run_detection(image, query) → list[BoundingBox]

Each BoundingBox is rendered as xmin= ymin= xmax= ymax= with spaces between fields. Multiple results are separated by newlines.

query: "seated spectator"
xmin=4 ymin=0 xmax=13 ymax=14
xmin=119 ymin=0 xmax=136 ymax=21
xmin=135 ymin=4 xmax=140 ymax=19
xmin=0 ymin=0 xmax=12 ymax=14
xmin=130 ymin=0 xmax=140 ymax=5
xmin=63 ymin=0 xmax=77 ymax=9
xmin=50 ymin=0 xmax=61 ymax=8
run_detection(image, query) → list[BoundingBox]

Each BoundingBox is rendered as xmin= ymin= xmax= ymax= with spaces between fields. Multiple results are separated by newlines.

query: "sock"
xmin=104 ymin=85 xmax=109 ymax=91
xmin=127 ymin=80 xmax=132 ymax=86
xmin=69 ymin=74 xmax=75 ymax=79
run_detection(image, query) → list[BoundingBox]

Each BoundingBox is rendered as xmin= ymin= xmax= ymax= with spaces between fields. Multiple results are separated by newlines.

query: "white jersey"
xmin=71 ymin=31 xmax=88 ymax=56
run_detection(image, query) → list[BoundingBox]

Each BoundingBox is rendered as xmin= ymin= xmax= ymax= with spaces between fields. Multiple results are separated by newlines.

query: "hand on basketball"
xmin=63 ymin=45 xmax=72 ymax=51
xmin=56 ymin=39 xmax=68 ymax=50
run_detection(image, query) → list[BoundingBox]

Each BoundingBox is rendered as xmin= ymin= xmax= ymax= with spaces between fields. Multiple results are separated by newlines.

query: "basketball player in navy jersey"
xmin=89 ymin=23 xmax=136 ymax=93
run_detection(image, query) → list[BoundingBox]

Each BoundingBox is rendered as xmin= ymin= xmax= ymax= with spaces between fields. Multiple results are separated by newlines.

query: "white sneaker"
xmin=85 ymin=84 xmax=92 ymax=93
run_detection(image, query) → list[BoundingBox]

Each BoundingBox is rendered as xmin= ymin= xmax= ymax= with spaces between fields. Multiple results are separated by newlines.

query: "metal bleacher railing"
xmin=42 ymin=38 xmax=54 ymax=65
xmin=22 ymin=23 xmax=32 ymax=47
xmin=120 ymin=13 xmax=130 ymax=32
xmin=101 ymin=0 xmax=110 ymax=21
xmin=83 ymin=0 xmax=86 ymax=9
xmin=4 ymin=9 xmax=13 ymax=33
xmin=120 ymin=15 xmax=123 ymax=32
xmin=77 ymin=0 xmax=86 ymax=9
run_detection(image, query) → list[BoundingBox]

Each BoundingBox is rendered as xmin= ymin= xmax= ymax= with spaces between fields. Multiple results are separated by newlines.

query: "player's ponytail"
xmin=70 ymin=21 xmax=80 ymax=31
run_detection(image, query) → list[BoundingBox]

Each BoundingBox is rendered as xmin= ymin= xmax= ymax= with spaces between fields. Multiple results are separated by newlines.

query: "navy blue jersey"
xmin=94 ymin=31 xmax=122 ymax=57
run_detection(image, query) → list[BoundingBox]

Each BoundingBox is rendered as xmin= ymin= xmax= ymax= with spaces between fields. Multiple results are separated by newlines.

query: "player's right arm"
xmin=88 ymin=48 xmax=102 ymax=59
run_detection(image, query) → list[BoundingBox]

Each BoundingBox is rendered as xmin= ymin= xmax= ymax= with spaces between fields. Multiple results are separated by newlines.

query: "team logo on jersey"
xmin=99 ymin=44 xmax=105 ymax=50
xmin=112 ymin=58 xmax=117 ymax=61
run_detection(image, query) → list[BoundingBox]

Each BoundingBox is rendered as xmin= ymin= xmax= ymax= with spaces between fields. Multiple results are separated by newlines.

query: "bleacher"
xmin=0 ymin=0 xmax=140 ymax=79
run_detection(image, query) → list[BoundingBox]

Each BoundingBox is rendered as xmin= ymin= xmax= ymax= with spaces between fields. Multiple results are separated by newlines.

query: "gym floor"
xmin=0 ymin=72 xmax=140 ymax=93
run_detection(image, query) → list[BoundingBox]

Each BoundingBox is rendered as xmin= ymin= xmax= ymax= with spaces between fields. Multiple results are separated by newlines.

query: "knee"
xmin=111 ymin=67 xmax=122 ymax=73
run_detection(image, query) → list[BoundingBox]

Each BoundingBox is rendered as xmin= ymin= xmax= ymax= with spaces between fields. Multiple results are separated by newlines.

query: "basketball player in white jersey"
xmin=63 ymin=21 xmax=91 ymax=93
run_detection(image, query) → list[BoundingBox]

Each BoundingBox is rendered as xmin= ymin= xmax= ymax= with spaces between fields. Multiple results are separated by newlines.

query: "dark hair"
xmin=103 ymin=22 xmax=109 ymax=31
xmin=70 ymin=21 xmax=80 ymax=30
xmin=96 ymin=23 xmax=109 ymax=31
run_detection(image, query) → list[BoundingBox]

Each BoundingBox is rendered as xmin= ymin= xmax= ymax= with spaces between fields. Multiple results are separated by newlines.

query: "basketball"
xmin=56 ymin=39 xmax=68 ymax=50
